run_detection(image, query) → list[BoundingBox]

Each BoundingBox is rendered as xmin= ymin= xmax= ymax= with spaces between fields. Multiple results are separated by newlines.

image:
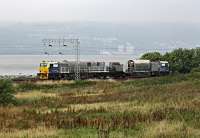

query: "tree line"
xmin=140 ymin=48 xmax=200 ymax=73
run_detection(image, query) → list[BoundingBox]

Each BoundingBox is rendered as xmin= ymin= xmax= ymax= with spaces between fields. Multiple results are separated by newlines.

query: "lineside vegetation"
xmin=141 ymin=48 xmax=200 ymax=73
xmin=0 ymin=70 xmax=200 ymax=137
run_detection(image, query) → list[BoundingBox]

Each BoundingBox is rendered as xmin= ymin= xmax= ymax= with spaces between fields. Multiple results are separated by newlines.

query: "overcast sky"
xmin=0 ymin=0 xmax=199 ymax=23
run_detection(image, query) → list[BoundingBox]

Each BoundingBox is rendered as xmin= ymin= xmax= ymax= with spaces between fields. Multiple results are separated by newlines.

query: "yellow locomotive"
xmin=38 ymin=61 xmax=49 ymax=80
xmin=38 ymin=61 xmax=59 ymax=80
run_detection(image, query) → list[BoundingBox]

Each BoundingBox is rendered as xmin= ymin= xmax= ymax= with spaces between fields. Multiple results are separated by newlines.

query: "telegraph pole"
xmin=42 ymin=38 xmax=80 ymax=80
xmin=75 ymin=39 xmax=80 ymax=80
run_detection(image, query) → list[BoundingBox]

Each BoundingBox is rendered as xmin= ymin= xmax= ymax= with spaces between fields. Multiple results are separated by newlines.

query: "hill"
xmin=1 ymin=22 xmax=200 ymax=55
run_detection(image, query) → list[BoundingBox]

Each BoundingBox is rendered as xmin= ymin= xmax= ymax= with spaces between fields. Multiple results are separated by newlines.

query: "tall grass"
xmin=0 ymin=74 xmax=200 ymax=137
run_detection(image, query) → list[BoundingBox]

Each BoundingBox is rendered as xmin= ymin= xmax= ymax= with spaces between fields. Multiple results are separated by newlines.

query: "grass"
xmin=0 ymin=73 xmax=200 ymax=137
xmin=140 ymin=120 xmax=200 ymax=138
xmin=0 ymin=127 xmax=58 ymax=138
xmin=15 ymin=91 xmax=57 ymax=100
xmin=0 ymin=127 xmax=141 ymax=138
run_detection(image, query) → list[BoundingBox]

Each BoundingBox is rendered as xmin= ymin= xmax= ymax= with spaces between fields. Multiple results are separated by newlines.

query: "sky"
xmin=0 ymin=0 xmax=199 ymax=23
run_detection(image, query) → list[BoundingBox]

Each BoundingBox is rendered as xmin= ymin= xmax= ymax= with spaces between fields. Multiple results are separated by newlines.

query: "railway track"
xmin=11 ymin=75 xmax=156 ymax=84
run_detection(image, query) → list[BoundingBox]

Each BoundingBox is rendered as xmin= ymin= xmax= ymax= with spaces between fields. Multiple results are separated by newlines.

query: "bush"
xmin=191 ymin=67 xmax=200 ymax=73
xmin=0 ymin=79 xmax=17 ymax=106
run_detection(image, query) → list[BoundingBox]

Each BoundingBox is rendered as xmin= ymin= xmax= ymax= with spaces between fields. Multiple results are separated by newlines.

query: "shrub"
xmin=0 ymin=79 xmax=17 ymax=106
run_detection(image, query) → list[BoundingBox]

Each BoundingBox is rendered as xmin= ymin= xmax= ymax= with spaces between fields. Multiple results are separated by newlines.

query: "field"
xmin=1 ymin=73 xmax=200 ymax=138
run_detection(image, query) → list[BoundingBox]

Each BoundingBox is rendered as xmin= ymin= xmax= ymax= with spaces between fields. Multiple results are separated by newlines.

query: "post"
xmin=75 ymin=39 xmax=80 ymax=80
xmin=42 ymin=38 xmax=80 ymax=80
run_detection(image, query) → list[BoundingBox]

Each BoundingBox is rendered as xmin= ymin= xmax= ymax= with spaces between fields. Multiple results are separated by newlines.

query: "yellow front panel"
xmin=39 ymin=66 xmax=49 ymax=80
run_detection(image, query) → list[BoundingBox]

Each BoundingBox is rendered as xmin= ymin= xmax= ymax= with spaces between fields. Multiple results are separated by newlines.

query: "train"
xmin=38 ymin=60 xmax=170 ymax=80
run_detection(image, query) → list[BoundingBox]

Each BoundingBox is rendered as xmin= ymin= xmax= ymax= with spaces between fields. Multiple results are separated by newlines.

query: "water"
xmin=0 ymin=55 xmax=135 ymax=75
xmin=1 ymin=22 xmax=198 ymax=75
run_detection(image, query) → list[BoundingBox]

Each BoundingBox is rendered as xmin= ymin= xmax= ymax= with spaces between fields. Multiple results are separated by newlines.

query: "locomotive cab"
xmin=48 ymin=62 xmax=60 ymax=80
xmin=39 ymin=61 xmax=59 ymax=80
xmin=127 ymin=60 xmax=134 ymax=72
xmin=160 ymin=61 xmax=170 ymax=75
xmin=39 ymin=61 xmax=49 ymax=80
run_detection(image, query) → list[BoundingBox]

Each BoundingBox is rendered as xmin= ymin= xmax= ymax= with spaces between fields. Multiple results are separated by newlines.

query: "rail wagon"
xmin=151 ymin=61 xmax=161 ymax=76
xmin=58 ymin=61 xmax=107 ymax=79
xmin=127 ymin=60 xmax=151 ymax=77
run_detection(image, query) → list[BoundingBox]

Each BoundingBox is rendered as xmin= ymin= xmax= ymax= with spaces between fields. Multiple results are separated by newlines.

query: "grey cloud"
xmin=0 ymin=0 xmax=199 ymax=23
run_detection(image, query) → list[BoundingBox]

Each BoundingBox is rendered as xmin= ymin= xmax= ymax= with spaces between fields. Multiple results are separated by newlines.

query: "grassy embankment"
xmin=1 ymin=72 xmax=200 ymax=137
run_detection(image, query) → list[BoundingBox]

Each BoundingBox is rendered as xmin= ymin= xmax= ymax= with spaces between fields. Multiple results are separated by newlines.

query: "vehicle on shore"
xmin=38 ymin=60 xmax=170 ymax=80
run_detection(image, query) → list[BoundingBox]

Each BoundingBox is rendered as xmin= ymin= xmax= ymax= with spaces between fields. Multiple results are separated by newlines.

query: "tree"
xmin=191 ymin=48 xmax=200 ymax=68
xmin=140 ymin=48 xmax=200 ymax=73
xmin=0 ymin=80 xmax=17 ymax=106
xmin=140 ymin=52 xmax=163 ymax=61
xmin=163 ymin=48 xmax=194 ymax=73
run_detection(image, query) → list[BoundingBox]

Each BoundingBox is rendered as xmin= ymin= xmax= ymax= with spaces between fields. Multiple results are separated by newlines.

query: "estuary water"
xmin=0 ymin=55 xmax=135 ymax=75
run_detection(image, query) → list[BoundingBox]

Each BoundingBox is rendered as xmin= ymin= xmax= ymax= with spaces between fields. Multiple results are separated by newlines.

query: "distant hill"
xmin=0 ymin=22 xmax=200 ymax=57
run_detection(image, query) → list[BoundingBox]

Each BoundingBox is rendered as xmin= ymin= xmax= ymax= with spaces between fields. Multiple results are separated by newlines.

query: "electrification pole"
xmin=42 ymin=38 xmax=80 ymax=80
